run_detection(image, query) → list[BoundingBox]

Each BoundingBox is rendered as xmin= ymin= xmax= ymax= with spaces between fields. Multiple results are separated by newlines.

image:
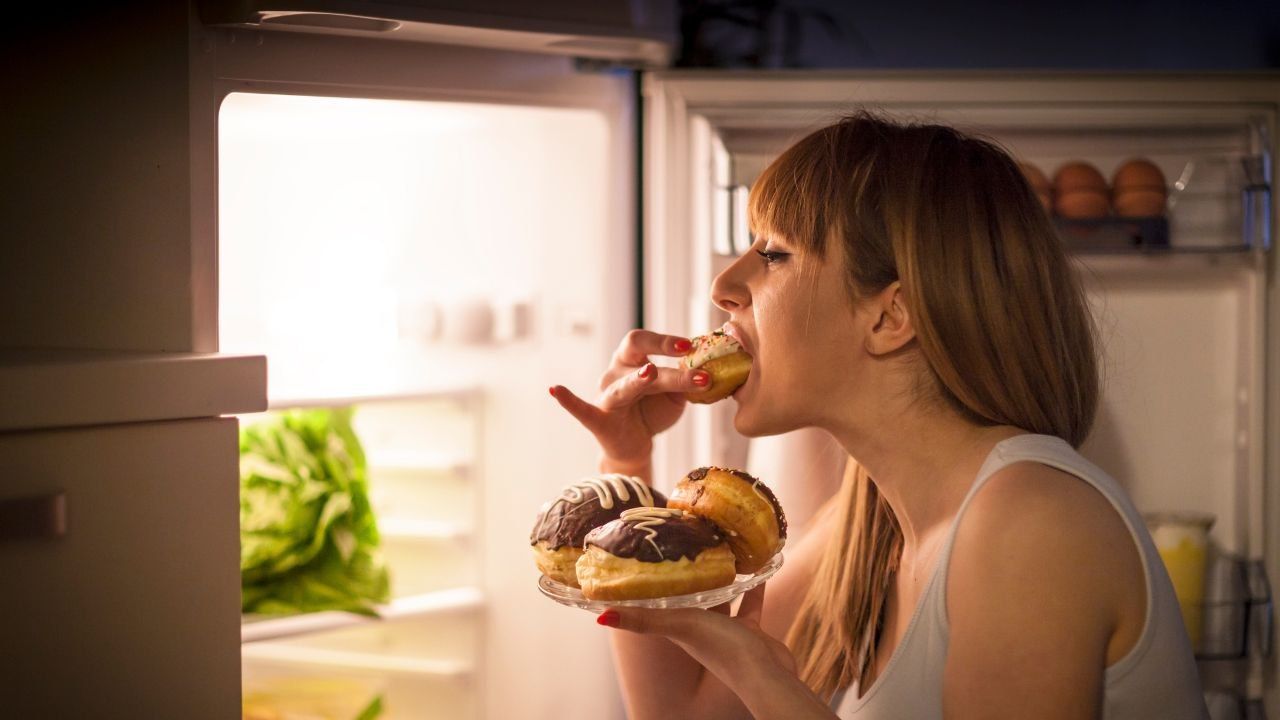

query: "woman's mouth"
xmin=720 ymin=322 xmax=754 ymax=358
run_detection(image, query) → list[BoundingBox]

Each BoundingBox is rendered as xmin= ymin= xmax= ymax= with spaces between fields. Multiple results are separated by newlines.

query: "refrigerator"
xmin=3 ymin=2 xmax=1275 ymax=718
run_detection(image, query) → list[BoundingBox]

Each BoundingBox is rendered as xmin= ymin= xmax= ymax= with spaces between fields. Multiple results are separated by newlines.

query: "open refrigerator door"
xmin=644 ymin=72 xmax=1277 ymax=718
xmin=210 ymin=27 xmax=641 ymax=719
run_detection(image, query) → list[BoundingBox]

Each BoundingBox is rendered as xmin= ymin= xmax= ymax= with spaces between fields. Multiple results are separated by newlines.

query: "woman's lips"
xmin=721 ymin=323 xmax=754 ymax=358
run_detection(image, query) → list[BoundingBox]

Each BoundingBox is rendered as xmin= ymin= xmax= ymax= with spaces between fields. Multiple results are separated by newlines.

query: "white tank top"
xmin=830 ymin=434 xmax=1208 ymax=719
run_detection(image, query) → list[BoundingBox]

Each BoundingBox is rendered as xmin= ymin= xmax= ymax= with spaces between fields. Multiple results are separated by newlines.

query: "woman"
xmin=549 ymin=113 xmax=1206 ymax=719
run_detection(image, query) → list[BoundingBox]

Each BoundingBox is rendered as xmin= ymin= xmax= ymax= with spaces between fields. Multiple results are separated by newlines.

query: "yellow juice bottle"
xmin=1144 ymin=512 xmax=1215 ymax=652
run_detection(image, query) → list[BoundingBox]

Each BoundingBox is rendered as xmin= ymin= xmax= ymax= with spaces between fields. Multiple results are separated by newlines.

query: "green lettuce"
xmin=239 ymin=408 xmax=390 ymax=615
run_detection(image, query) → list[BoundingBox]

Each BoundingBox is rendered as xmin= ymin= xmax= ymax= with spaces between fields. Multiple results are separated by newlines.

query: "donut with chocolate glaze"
xmin=683 ymin=330 xmax=752 ymax=404
xmin=668 ymin=467 xmax=786 ymax=574
xmin=576 ymin=507 xmax=737 ymax=600
xmin=531 ymin=474 xmax=665 ymax=587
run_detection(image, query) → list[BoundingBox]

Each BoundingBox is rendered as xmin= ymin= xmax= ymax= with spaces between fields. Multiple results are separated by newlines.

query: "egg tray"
xmin=1053 ymin=215 xmax=1170 ymax=253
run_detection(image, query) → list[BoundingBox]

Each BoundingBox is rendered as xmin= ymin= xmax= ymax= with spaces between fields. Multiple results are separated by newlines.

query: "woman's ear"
xmin=866 ymin=282 xmax=916 ymax=356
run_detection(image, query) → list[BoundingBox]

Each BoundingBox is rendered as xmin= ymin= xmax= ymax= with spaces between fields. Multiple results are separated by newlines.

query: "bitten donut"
xmin=576 ymin=507 xmax=737 ymax=601
xmin=667 ymin=467 xmax=786 ymax=574
xmin=530 ymin=474 xmax=665 ymax=588
xmin=683 ymin=329 xmax=752 ymax=404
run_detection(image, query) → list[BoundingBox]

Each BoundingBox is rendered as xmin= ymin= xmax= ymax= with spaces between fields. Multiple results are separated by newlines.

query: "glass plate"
xmin=538 ymin=553 xmax=784 ymax=611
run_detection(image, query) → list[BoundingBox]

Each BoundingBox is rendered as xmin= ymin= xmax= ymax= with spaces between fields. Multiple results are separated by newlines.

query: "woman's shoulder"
xmin=955 ymin=459 xmax=1137 ymax=573
xmin=945 ymin=458 xmax=1143 ymax=637
xmin=964 ymin=458 xmax=1131 ymax=541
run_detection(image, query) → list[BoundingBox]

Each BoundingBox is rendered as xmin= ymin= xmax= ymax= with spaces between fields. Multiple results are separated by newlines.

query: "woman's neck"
xmin=827 ymin=404 xmax=1024 ymax=553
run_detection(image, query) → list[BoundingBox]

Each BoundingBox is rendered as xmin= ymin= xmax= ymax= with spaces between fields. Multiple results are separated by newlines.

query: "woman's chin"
xmin=731 ymin=396 xmax=797 ymax=438
xmin=733 ymin=414 xmax=799 ymax=438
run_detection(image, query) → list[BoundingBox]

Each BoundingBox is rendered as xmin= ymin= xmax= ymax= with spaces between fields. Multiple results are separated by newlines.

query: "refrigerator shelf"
xmin=267 ymin=386 xmax=481 ymax=412
xmin=242 ymin=643 xmax=472 ymax=680
xmin=241 ymin=586 xmax=484 ymax=644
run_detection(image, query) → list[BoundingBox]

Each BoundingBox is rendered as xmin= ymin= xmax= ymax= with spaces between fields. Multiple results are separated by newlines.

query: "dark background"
xmin=675 ymin=0 xmax=1280 ymax=70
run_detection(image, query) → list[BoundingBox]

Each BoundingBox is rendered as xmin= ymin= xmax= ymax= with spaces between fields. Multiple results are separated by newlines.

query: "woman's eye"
xmin=755 ymin=248 xmax=789 ymax=265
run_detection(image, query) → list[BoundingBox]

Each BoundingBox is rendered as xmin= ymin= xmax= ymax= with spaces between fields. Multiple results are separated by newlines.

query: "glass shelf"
xmin=241 ymin=587 xmax=484 ymax=644
xmin=242 ymin=643 xmax=472 ymax=679
xmin=266 ymin=386 xmax=481 ymax=411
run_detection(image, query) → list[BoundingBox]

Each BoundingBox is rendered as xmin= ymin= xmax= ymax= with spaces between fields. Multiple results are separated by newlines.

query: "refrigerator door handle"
xmin=0 ymin=491 xmax=67 ymax=542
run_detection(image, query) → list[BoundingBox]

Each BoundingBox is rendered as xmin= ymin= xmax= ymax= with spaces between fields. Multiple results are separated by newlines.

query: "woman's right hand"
xmin=550 ymin=330 xmax=710 ymax=472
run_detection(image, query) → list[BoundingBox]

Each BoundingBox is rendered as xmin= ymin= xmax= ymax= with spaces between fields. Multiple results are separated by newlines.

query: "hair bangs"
xmin=748 ymin=130 xmax=840 ymax=256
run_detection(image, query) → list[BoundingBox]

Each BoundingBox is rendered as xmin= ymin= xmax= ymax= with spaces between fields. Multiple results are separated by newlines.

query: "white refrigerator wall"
xmin=218 ymin=90 xmax=633 ymax=717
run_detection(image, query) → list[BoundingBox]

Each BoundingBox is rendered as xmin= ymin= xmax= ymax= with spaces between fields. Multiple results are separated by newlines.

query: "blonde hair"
xmin=752 ymin=112 xmax=1099 ymax=698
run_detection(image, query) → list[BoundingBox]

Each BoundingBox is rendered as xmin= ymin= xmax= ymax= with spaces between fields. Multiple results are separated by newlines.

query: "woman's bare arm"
xmin=943 ymin=463 xmax=1143 ymax=719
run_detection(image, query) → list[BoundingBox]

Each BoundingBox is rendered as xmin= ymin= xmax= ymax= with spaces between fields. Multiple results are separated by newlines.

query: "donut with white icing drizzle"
xmin=530 ymin=474 xmax=666 ymax=588
xmin=575 ymin=507 xmax=736 ymax=600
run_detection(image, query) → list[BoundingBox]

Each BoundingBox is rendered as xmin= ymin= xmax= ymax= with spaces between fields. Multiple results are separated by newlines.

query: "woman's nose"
xmin=711 ymin=252 xmax=752 ymax=313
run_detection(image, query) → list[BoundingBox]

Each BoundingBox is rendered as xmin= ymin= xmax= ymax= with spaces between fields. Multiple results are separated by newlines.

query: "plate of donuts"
xmin=538 ymin=551 xmax=783 ymax=611
xmin=530 ymin=464 xmax=788 ymax=612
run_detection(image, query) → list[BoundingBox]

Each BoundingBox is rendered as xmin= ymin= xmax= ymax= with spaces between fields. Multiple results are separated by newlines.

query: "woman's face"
xmin=711 ymin=233 xmax=868 ymax=436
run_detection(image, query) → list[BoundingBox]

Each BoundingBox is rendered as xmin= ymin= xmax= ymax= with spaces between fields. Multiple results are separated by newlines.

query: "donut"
xmin=530 ymin=474 xmax=665 ymax=588
xmin=683 ymin=330 xmax=752 ymax=404
xmin=667 ymin=467 xmax=786 ymax=574
xmin=576 ymin=507 xmax=737 ymax=600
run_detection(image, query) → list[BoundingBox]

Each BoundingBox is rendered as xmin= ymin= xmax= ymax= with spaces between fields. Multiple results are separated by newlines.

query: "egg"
xmin=1018 ymin=162 xmax=1053 ymax=211
xmin=1053 ymin=161 xmax=1109 ymax=219
xmin=1055 ymin=190 xmax=1110 ymax=219
xmin=1113 ymin=189 xmax=1167 ymax=217
xmin=1112 ymin=158 xmax=1167 ymax=193
xmin=1112 ymin=158 xmax=1167 ymax=217
xmin=1054 ymin=161 xmax=1108 ymax=193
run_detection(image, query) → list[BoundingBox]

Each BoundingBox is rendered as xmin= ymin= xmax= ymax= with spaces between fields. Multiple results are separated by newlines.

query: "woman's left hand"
xmin=597 ymin=584 xmax=835 ymax=719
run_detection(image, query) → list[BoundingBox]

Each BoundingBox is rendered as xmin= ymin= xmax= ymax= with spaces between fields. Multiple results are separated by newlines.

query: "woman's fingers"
xmin=599 ymin=365 xmax=709 ymax=410
xmin=597 ymin=607 xmax=709 ymax=642
xmin=611 ymin=329 xmax=694 ymax=369
xmin=598 ymin=585 xmax=765 ymax=637
xmin=548 ymin=385 xmax=606 ymax=430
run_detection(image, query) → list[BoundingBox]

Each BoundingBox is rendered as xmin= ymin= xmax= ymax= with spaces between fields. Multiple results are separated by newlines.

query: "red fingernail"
xmin=597 ymin=610 xmax=620 ymax=627
xmin=548 ymin=386 xmax=558 ymax=397
xmin=673 ymin=339 xmax=692 ymax=352
xmin=638 ymin=363 xmax=655 ymax=379
xmin=692 ymin=372 xmax=710 ymax=387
